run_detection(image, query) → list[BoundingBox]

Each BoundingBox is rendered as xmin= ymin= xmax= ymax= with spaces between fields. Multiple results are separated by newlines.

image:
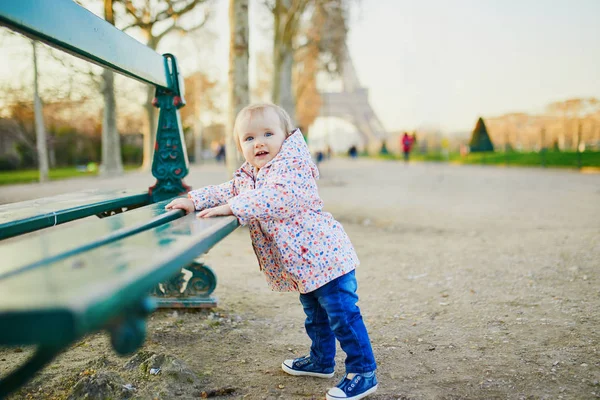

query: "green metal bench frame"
xmin=0 ymin=1 xmax=237 ymax=397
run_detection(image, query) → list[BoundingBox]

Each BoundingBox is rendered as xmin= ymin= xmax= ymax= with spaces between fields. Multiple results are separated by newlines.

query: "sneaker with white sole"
xmin=326 ymin=372 xmax=378 ymax=400
xmin=281 ymin=355 xmax=335 ymax=378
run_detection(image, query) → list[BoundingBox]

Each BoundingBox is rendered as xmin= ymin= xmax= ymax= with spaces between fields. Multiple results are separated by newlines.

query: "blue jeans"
xmin=299 ymin=270 xmax=377 ymax=373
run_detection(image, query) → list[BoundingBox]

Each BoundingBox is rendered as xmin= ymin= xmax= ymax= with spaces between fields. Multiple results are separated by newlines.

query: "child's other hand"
xmin=165 ymin=198 xmax=195 ymax=214
xmin=197 ymin=204 xmax=233 ymax=218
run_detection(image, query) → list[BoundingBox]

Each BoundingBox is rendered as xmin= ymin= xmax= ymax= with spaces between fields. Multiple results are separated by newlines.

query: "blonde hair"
xmin=233 ymin=103 xmax=295 ymax=151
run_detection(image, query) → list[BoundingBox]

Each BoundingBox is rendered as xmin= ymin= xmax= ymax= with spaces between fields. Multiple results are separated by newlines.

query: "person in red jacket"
xmin=401 ymin=132 xmax=413 ymax=162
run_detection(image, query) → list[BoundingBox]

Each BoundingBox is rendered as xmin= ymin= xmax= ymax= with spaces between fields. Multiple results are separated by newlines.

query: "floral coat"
xmin=188 ymin=129 xmax=359 ymax=293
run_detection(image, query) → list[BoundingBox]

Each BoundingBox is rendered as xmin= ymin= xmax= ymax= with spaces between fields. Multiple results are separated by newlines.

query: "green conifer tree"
xmin=380 ymin=141 xmax=389 ymax=155
xmin=469 ymin=117 xmax=495 ymax=152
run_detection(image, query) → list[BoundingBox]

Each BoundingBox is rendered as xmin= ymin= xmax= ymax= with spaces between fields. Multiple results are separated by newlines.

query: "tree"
xmin=547 ymin=97 xmax=599 ymax=150
xmin=252 ymin=51 xmax=272 ymax=102
xmin=227 ymin=0 xmax=249 ymax=174
xmin=100 ymin=0 xmax=124 ymax=176
xmin=469 ymin=117 xmax=494 ymax=152
xmin=268 ymin=0 xmax=306 ymax=123
xmin=295 ymin=0 xmax=348 ymax=134
xmin=266 ymin=0 xmax=350 ymax=127
xmin=1 ymin=30 xmax=111 ymax=169
xmin=179 ymin=71 xmax=220 ymax=162
xmin=312 ymin=0 xmax=349 ymax=75
xmin=294 ymin=8 xmax=321 ymax=133
xmin=32 ymin=41 xmax=50 ymax=182
xmin=294 ymin=42 xmax=321 ymax=133
xmin=1 ymin=85 xmax=103 ymax=169
xmin=116 ymin=0 xmax=211 ymax=169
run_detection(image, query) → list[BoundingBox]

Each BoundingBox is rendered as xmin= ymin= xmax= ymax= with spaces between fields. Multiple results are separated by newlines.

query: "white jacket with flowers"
xmin=188 ymin=129 xmax=359 ymax=293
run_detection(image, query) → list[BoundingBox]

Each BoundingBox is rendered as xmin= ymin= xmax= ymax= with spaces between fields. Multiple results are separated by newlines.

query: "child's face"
xmin=238 ymin=108 xmax=287 ymax=170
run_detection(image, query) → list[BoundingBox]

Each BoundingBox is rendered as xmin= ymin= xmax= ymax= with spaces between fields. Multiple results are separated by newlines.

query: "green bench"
xmin=0 ymin=1 xmax=238 ymax=397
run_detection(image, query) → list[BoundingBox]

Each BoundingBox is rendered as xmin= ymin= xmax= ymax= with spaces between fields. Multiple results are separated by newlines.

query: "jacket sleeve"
xmin=188 ymin=179 xmax=236 ymax=211
xmin=227 ymin=158 xmax=316 ymax=225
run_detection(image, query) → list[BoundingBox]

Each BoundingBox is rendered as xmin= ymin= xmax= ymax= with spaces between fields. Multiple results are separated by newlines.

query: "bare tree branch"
xmin=155 ymin=0 xmax=204 ymax=23
xmin=109 ymin=0 xmax=213 ymax=169
xmin=154 ymin=10 xmax=209 ymax=41
xmin=263 ymin=0 xmax=275 ymax=12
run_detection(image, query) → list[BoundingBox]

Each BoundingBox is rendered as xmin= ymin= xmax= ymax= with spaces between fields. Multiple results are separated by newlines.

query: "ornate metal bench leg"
xmin=152 ymin=261 xmax=218 ymax=308
xmin=108 ymin=297 xmax=157 ymax=355
xmin=0 ymin=345 xmax=63 ymax=399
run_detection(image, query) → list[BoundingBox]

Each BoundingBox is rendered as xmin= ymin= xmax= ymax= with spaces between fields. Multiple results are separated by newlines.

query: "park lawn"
xmin=377 ymin=152 xmax=449 ymax=162
xmin=0 ymin=165 xmax=141 ymax=186
xmin=449 ymin=151 xmax=600 ymax=168
xmin=377 ymin=151 xmax=600 ymax=169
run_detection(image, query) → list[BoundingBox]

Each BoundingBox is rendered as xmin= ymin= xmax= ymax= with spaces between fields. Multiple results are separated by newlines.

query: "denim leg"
xmin=299 ymin=291 xmax=336 ymax=368
xmin=316 ymin=271 xmax=377 ymax=373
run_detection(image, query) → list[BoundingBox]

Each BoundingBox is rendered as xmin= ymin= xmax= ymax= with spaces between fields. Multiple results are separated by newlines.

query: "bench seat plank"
xmin=0 ymin=199 xmax=183 ymax=280
xmin=0 ymin=189 xmax=150 ymax=240
xmin=0 ymin=213 xmax=238 ymax=346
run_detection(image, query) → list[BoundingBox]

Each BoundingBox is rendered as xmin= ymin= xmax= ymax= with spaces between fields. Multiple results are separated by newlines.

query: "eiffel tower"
xmin=319 ymin=45 xmax=387 ymax=151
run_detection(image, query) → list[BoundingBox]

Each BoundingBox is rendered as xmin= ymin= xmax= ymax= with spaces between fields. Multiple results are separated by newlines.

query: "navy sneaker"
xmin=326 ymin=372 xmax=378 ymax=400
xmin=281 ymin=355 xmax=335 ymax=378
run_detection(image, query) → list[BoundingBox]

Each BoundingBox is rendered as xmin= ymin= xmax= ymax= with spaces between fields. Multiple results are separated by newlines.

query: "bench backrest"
xmin=0 ymin=0 xmax=169 ymax=89
xmin=0 ymin=0 xmax=190 ymax=203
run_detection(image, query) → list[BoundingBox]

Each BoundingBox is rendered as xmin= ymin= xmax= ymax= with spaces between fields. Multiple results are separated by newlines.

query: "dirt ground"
xmin=1 ymin=159 xmax=599 ymax=400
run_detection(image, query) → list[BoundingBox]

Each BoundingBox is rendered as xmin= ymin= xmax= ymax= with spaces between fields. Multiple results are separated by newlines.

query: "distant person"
xmin=215 ymin=143 xmax=225 ymax=163
xmin=166 ymin=103 xmax=378 ymax=400
xmin=348 ymin=145 xmax=358 ymax=159
xmin=316 ymin=150 xmax=324 ymax=165
xmin=401 ymin=132 xmax=413 ymax=162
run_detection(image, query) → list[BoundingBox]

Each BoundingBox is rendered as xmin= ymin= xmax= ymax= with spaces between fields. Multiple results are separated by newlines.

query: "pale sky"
xmin=2 ymin=0 xmax=599 ymax=138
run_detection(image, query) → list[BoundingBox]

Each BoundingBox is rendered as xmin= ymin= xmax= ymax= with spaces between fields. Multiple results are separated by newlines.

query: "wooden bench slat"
xmin=0 ymin=214 xmax=238 ymax=346
xmin=0 ymin=0 xmax=170 ymax=89
xmin=0 ymin=189 xmax=150 ymax=240
xmin=0 ymin=200 xmax=183 ymax=280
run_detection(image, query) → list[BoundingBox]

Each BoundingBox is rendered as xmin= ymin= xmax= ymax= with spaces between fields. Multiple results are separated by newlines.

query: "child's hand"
xmin=197 ymin=204 xmax=233 ymax=218
xmin=165 ymin=198 xmax=195 ymax=214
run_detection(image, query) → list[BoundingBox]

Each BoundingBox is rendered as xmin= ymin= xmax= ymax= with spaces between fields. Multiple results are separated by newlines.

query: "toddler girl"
xmin=165 ymin=103 xmax=377 ymax=400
